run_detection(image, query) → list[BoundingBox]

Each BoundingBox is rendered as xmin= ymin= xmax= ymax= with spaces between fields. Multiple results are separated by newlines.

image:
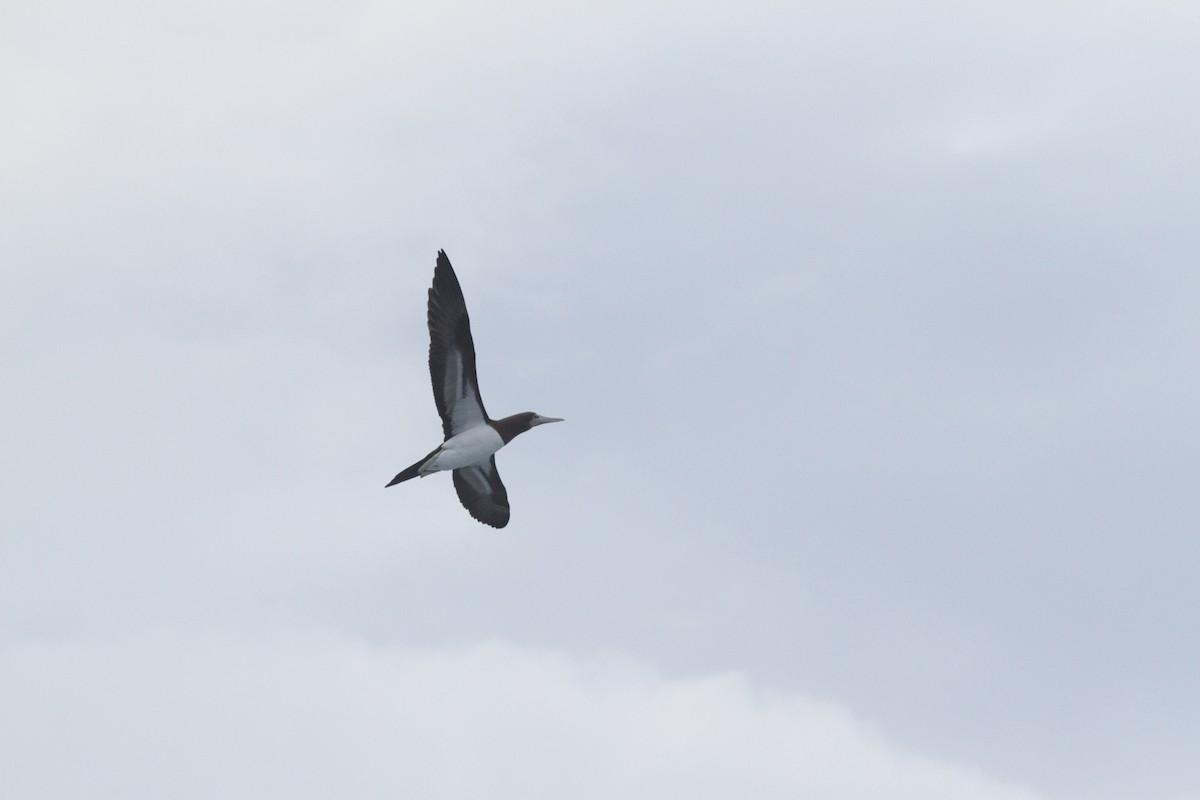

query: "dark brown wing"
xmin=428 ymin=250 xmax=489 ymax=440
xmin=452 ymin=457 xmax=510 ymax=528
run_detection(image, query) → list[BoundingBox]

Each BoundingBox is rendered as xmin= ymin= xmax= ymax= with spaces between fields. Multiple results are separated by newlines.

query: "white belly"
xmin=421 ymin=425 xmax=504 ymax=474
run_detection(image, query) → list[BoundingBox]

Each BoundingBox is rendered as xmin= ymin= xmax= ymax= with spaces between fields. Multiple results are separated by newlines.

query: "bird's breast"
xmin=429 ymin=425 xmax=505 ymax=471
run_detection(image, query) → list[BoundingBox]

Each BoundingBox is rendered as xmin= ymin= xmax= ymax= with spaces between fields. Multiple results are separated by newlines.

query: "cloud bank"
xmin=0 ymin=632 xmax=1043 ymax=800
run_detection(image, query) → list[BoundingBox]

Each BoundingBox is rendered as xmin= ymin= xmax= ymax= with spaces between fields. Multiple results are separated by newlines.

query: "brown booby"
xmin=385 ymin=250 xmax=562 ymax=527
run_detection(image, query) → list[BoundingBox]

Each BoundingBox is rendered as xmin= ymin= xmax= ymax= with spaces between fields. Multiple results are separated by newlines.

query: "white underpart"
xmin=420 ymin=425 xmax=504 ymax=475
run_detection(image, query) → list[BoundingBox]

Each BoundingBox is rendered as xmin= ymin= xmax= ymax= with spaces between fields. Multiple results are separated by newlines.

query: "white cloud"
xmin=0 ymin=632 xmax=1044 ymax=800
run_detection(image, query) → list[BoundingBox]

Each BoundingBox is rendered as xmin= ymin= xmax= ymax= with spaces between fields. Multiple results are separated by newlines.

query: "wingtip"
xmin=434 ymin=250 xmax=457 ymax=283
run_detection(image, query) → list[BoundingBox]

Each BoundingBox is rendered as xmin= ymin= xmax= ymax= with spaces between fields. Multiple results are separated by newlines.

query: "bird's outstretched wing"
xmin=428 ymin=250 xmax=489 ymax=439
xmin=453 ymin=457 xmax=510 ymax=528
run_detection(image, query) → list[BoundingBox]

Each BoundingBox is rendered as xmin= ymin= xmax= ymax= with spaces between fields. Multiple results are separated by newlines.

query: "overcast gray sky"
xmin=3 ymin=2 xmax=1199 ymax=798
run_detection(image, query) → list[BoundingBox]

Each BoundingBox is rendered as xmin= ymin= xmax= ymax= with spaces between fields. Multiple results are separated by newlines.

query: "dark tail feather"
xmin=385 ymin=463 xmax=421 ymax=487
xmin=385 ymin=446 xmax=440 ymax=487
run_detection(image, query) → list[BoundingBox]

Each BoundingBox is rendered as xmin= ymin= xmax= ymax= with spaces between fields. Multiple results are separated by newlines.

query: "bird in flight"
xmin=386 ymin=250 xmax=562 ymax=528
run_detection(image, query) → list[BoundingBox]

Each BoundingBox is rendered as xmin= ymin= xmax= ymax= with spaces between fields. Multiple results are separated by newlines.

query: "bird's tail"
xmin=385 ymin=446 xmax=440 ymax=487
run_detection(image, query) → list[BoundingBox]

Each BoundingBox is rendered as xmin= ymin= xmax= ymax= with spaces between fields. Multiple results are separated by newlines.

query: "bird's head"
xmin=493 ymin=412 xmax=564 ymax=443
